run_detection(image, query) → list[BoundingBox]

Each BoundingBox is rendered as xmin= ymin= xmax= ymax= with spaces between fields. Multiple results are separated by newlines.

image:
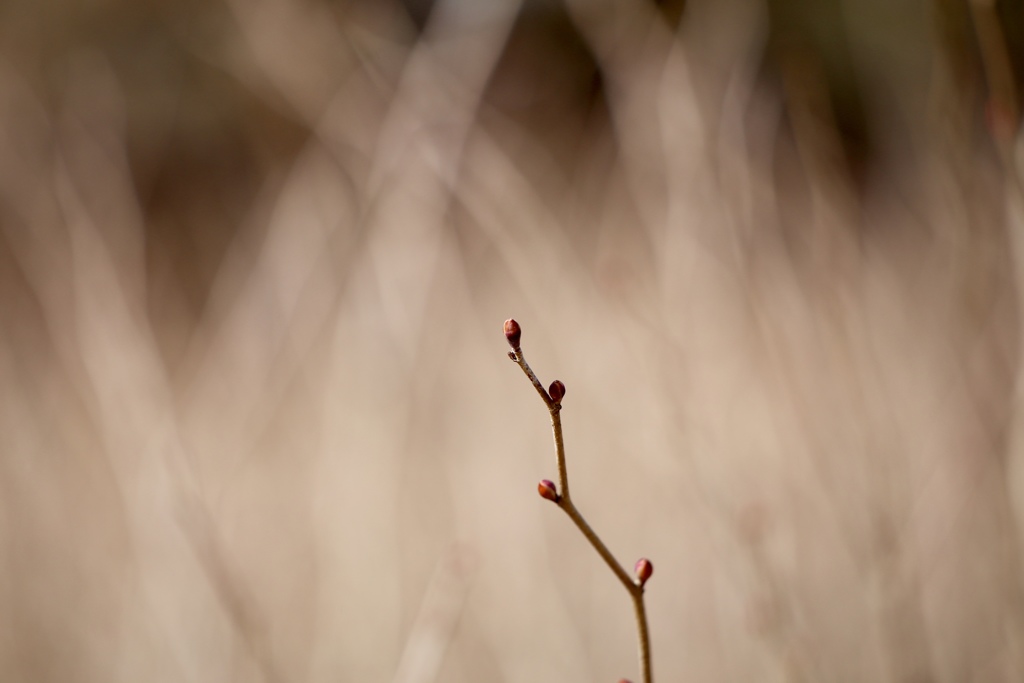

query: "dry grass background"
xmin=2 ymin=0 xmax=1024 ymax=681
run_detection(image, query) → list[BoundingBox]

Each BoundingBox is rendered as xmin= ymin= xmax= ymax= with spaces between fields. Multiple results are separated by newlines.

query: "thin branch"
xmin=504 ymin=319 xmax=654 ymax=683
xmin=633 ymin=588 xmax=652 ymax=683
xmin=559 ymin=496 xmax=636 ymax=592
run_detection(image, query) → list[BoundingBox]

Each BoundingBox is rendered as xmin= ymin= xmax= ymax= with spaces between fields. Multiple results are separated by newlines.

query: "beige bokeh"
xmin=1 ymin=0 xmax=1023 ymax=681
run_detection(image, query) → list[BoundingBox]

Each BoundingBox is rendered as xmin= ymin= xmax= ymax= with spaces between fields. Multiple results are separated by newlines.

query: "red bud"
xmin=537 ymin=479 xmax=559 ymax=502
xmin=503 ymin=319 xmax=522 ymax=349
xmin=548 ymin=380 xmax=565 ymax=403
xmin=634 ymin=558 xmax=653 ymax=586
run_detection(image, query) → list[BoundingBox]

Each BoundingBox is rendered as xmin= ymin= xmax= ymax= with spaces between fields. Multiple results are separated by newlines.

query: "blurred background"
xmin=2 ymin=0 xmax=1024 ymax=681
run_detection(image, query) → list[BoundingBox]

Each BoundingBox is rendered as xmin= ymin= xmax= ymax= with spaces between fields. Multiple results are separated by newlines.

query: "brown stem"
xmin=633 ymin=587 xmax=652 ymax=683
xmin=508 ymin=340 xmax=654 ymax=683
xmin=558 ymin=488 xmax=634 ymax=591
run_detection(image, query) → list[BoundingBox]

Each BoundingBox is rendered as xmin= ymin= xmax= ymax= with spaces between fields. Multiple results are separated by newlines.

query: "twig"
xmin=504 ymin=319 xmax=654 ymax=683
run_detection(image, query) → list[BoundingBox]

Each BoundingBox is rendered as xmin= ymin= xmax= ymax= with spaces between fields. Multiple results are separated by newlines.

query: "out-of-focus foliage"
xmin=1 ymin=0 xmax=1024 ymax=681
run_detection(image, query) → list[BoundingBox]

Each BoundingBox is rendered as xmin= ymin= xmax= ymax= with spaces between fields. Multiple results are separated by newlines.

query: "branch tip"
xmin=504 ymin=318 xmax=522 ymax=349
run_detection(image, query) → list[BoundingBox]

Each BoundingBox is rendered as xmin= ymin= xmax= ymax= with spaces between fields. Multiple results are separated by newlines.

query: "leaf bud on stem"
xmin=504 ymin=318 xmax=522 ymax=350
xmin=634 ymin=558 xmax=653 ymax=586
xmin=537 ymin=479 xmax=559 ymax=502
